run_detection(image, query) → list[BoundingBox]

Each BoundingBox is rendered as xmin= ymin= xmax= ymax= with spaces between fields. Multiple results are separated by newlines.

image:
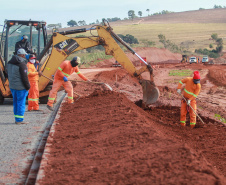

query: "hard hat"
xmin=193 ymin=71 xmax=200 ymax=80
xmin=29 ymin=54 xmax=36 ymax=59
xmin=21 ymin=35 xmax=28 ymax=40
xmin=70 ymin=56 xmax=81 ymax=67
xmin=17 ymin=48 xmax=27 ymax=55
xmin=71 ymin=56 xmax=81 ymax=64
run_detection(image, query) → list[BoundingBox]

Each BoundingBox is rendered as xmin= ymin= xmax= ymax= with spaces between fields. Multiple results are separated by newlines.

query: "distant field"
xmin=112 ymin=23 xmax=226 ymax=52
xmin=64 ymin=8 xmax=226 ymax=61
xmin=69 ymin=23 xmax=226 ymax=53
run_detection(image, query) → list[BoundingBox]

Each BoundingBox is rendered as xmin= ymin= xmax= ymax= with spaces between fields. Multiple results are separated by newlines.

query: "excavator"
xmin=0 ymin=19 xmax=159 ymax=105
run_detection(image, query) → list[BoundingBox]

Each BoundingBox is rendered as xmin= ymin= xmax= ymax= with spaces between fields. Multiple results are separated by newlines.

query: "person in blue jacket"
xmin=7 ymin=49 xmax=30 ymax=124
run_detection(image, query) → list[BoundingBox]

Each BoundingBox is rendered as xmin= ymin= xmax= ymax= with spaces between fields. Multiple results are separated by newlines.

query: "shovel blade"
xmin=141 ymin=80 xmax=160 ymax=105
xmin=104 ymin=83 xmax=113 ymax=91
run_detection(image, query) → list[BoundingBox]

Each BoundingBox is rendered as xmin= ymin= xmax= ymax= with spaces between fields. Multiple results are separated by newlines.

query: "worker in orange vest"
xmin=27 ymin=54 xmax=42 ymax=111
xmin=47 ymin=56 xmax=89 ymax=111
xmin=177 ymin=71 xmax=201 ymax=128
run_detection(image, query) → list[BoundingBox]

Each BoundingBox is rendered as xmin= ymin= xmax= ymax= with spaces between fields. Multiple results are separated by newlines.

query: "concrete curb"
xmin=25 ymin=93 xmax=66 ymax=185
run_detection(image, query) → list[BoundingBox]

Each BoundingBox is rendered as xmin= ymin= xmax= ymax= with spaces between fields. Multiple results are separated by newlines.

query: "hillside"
xmin=56 ymin=8 xmax=226 ymax=54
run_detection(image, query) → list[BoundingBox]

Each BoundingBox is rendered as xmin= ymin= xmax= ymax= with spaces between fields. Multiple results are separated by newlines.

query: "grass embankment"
xmin=169 ymin=69 xmax=193 ymax=76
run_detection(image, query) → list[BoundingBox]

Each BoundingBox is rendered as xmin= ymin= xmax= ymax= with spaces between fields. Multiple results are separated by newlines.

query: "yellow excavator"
xmin=0 ymin=19 xmax=159 ymax=105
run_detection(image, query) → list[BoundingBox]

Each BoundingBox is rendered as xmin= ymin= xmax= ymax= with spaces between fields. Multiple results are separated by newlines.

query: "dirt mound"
xmin=207 ymin=65 xmax=226 ymax=87
xmin=93 ymin=47 xmax=181 ymax=68
xmin=38 ymin=91 xmax=226 ymax=184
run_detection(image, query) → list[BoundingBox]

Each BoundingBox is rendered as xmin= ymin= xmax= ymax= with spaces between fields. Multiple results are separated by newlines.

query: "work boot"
xmin=15 ymin=121 xmax=29 ymax=125
xmin=190 ymin=125 xmax=195 ymax=129
xmin=47 ymin=105 xmax=54 ymax=111
xmin=180 ymin=122 xmax=186 ymax=127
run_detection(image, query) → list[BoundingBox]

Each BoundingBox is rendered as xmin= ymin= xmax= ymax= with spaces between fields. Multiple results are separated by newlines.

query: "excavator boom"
xmin=0 ymin=19 xmax=159 ymax=105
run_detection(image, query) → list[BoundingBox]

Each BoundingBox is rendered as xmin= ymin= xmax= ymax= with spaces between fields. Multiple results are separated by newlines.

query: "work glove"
xmin=38 ymin=71 xmax=42 ymax=77
xmin=187 ymin=100 xmax=191 ymax=105
xmin=63 ymin=76 xmax=68 ymax=82
xmin=177 ymin=89 xmax=181 ymax=94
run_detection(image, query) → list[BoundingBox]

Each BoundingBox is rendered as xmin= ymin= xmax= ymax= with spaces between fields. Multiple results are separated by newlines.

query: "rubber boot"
xmin=190 ymin=124 xmax=195 ymax=129
xmin=180 ymin=122 xmax=186 ymax=127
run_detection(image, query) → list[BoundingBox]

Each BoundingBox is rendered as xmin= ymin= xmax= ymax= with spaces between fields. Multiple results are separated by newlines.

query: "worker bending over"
xmin=177 ymin=71 xmax=201 ymax=128
xmin=27 ymin=54 xmax=42 ymax=111
xmin=47 ymin=57 xmax=89 ymax=111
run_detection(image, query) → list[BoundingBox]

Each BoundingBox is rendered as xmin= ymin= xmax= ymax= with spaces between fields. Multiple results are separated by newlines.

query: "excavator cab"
xmin=0 ymin=20 xmax=48 ymax=103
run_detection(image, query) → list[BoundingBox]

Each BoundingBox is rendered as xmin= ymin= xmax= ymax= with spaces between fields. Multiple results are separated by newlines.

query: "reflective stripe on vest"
xmin=48 ymin=97 xmax=55 ymax=100
xmin=180 ymin=121 xmax=185 ymax=123
xmin=68 ymin=96 xmax=73 ymax=99
xmin=76 ymin=71 xmax=81 ymax=75
xmin=28 ymin=98 xmax=39 ymax=101
xmin=58 ymin=67 xmax=70 ymax=77
xmin=14 ymin=115 xmax=24 ymax=118
xmin=184 ymin=88 xmax=197 ymax=98
xmin=179 ymin=80 xmax=183 ymax=85
xmin=190 ymin=122 xmax=196 ymax=125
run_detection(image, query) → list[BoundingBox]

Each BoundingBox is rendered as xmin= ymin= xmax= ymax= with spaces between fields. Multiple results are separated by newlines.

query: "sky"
xmin=0 ymin=0 xmax=225 ymax=28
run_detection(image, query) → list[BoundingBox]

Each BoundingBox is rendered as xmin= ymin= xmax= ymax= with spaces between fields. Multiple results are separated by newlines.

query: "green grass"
xmin=214 ymin=114 xmax=226 ymax=123
xmin=67 ymin=51 xmax=113 ymax=67
xmin=169 ymin=69 xmax=193 ymax=76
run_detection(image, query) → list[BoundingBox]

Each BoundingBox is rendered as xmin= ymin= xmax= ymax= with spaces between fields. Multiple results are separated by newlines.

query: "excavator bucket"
xmin=141 ymin=80 xmax=160 ymax=105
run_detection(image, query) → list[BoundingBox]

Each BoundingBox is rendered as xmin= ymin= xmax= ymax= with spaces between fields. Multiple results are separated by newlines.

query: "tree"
xmin=211 ymin=33 xmax=218 ymax=40
xmin=128 ymin=10 xmax=135 ymax=20
xmin=214 ymin=5 xmax=223 ymax=9
xmin=118 ymin=34 xmax=139 ymax=44
xmin=146 ymin=9 xmax=150 ymax=16
xmin=138 ymin=11 xmax=142 ymax=18
xmin=67 ymin=20 xmax=77 ymax=27
xmin=78 ymin=20 xmax=86 ymax=26
xmin=47 ymin=23 xmax=61 ymax=30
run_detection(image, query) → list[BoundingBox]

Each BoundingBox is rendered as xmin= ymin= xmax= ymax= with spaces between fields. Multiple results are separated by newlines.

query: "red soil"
xmin=37 ymin=49 xmax=226 ymax=184
xmin=38 ymin=91 xmax=226 ymax=184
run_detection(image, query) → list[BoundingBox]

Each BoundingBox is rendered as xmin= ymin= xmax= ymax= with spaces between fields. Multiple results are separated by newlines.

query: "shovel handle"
xmin=180 ymin=94 xmax=204 ymax=125
xmin=41 ymin=74 xmax=53 ymax=81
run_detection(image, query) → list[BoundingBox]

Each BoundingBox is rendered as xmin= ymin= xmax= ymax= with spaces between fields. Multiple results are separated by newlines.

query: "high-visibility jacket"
xmin=27 ymin=62 xmax=39 ymax=82
xmin=55 ymin=60 xmax=87 ymax=81
xmin=177 ymin=77 xmax=201 ymax=101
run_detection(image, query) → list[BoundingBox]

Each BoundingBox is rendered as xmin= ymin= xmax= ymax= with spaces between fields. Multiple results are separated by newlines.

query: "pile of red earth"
xmin=38 ymin=91 xmax=226 ymax=184
xmin=207 ymin=65 xmax=226 ymax=87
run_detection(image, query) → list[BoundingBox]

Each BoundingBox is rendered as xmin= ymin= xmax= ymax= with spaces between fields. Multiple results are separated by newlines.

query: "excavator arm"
xmin=38 ymin=21 xmax=159 ymax=105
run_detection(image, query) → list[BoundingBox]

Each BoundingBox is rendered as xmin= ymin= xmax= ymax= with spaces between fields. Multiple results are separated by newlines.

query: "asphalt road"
xmin=0 ymin=92 xmax=64 ymax=185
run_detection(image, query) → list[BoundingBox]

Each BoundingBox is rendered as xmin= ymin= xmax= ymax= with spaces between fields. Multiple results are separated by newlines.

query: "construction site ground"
xmin=37 ymin=62 xmax=226 ymax=184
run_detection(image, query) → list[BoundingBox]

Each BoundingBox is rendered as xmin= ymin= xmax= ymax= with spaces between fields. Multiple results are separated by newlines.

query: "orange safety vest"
xmin=177 ymin=77 xmax=201 ymax=101
xmin=27 ymin=62 xmax=39 ymax=82
xmin=55 ymin=60 xmax=87 ymax=81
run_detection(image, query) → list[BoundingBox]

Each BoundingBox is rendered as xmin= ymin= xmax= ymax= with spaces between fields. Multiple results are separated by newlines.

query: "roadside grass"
xmin=214 ymin=114 xmax=226 ymax=124
xmin=169 ymin=69 xmax=193 ymax=76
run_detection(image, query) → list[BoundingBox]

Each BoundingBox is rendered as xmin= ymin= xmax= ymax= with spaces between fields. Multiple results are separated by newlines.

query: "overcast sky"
xmin=0 ymin=0 xmax=225 ymax=27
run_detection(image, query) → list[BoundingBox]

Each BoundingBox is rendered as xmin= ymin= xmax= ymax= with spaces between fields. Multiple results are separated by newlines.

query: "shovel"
xmin=179 ymin=93 xmax=205 ymax=125
xmin=41 ymin=74 xmax=112 ymax=91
